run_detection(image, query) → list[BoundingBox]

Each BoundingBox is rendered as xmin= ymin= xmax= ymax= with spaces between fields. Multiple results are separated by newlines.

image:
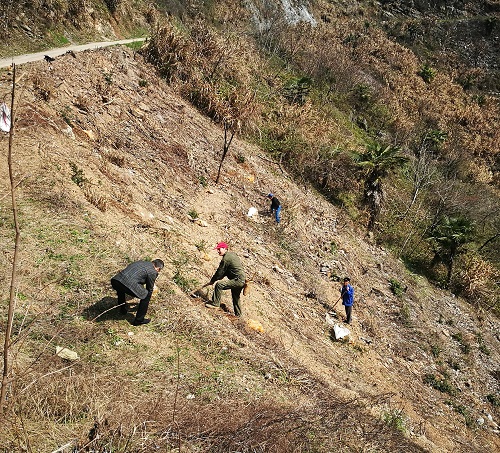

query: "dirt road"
xmin=0 ymin=38 xmax=146 ymax=69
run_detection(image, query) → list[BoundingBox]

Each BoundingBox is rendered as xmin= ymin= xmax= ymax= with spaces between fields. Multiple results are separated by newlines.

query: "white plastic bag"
xmin=0 ymin=103 xmax=11 ymax=132
xmin=333 ymin=324 xmax=350 ymax=340
xmin=247 ymin=207 xmax=258 ymax=217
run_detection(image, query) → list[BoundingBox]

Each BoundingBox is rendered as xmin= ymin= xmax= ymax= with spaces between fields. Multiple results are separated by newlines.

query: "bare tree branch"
xmin=1 ymin=63 xmax=19 ymax=414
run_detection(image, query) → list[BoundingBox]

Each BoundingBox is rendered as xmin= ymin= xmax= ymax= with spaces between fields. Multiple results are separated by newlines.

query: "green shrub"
xmin=198 ymin=175 xmax=208 ymax=187
xmin=486 ymin=394 xmax=499 ymax=407
xmin=400 ymin=303 xmax=412 ymax=327
xmin=104 ymin=0 xmax=122 ymax=14
xmin=70 ymin=163 xmax=87 ymax=187
xmin=445 ymin=401 xmax=474 ymax=427
xmin=424 ymin=373 xmax=456 ymax=396
xmin=451 ymin=332 xmax=471 ymax=354
xmin=382 ymin=409 xmax=407 ymax=433
xmin=188 ymin=209 xmax=199 ymax=219
xmin=173 ymin=271 xmax=198 ymax=293
xmin=195 ymin=240 xmax=208 ymax=252
xmin=447 ymin=359 xmax=461 ymax=371
xmin=389 ymin=278 xmax=405 ymax=297
xmin=419 ymin=64 xmax=436 ymax=83
xmin=430 ymin=344 xmax=441 ymax=358
xmin=476 ymin=332 xmax=491 ymax=356
xmin=283 ymin=76 xmax=312 ymax=105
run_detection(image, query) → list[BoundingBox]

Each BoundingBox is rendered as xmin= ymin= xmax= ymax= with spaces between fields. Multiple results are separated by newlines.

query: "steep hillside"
xmin=0 ymin=46 xmax=498 ymax=452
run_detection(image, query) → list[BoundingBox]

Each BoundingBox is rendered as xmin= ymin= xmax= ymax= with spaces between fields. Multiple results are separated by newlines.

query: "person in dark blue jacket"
xmin=267 ymin=193 xmax=282 ymax=224
xmin=340 ymin=277 xmax=354 ymax=324
xmin=111 ymin=259 xmax=164 ymax=326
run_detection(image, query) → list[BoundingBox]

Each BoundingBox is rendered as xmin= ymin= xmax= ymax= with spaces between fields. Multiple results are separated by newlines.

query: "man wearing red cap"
xmin=203 ymin=242 xmax=246 ymax=316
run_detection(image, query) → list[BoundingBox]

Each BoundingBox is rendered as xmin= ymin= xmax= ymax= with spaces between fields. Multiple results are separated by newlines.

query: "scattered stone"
xmin=186 ymin=394 xmax=195 ymax=399
xmin=273 ymin=264 xmax=285 ymax=273
xmin=61 ymin=125 xmax=75 ymax=139
xmin=82 ymin=129 xmax=96 ymax=140
xmin=55 ymin=346 xmax=79 ymax=361
xmin=360 ymin=337 xmax=372 ymax=344
xmin=246 ymin=319 xmax=264 ymax=333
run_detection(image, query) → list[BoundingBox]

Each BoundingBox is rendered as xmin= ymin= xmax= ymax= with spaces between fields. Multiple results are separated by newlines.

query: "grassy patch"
xmin=451 ymin=332 xmax=471 ymax=355
xmin=382 ymin=408 xmax=407 ymax=434
xmin=389 ymin=278 xmax=405 ymax=297
xmin=486 ymin=393 xmax=499 ymax=407
xmin=399 ymin=303 xmax=412 ymax=327
xmin=171 ymin=251 xmax=199 ymax=293
xmin=423 ymin=373 xmax=457 ymax=396
xmin=445 ymin=401 xmax=474 ymax=427
xmin=125 ymin=40 xmax=145 ymax=51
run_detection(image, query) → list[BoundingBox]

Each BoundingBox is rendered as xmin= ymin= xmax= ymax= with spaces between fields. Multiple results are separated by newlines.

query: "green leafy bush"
xmin=418 ymin=64 xmax=436 ymax=83
xmin=382 ymin=409 xmax=407 ymax=433
xmin=389 ymin=278 xmax=405 ymax=297
xmin=424 ymin=373 xmax=456 ymax=395
xmin=70 ymin=163 xmax=87 ymax=187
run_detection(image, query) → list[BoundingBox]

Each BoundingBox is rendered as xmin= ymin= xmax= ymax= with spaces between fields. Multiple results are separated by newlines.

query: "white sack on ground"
xmin=333 ymin=324 xmax=350 ymax=340
xmin=247 ymin=207 xmax=258 ymax=217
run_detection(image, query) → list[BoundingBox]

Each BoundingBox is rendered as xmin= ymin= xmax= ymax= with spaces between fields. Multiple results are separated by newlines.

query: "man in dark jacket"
xmin=204 ymin=242 xmax=245 ymax=316
xmin=111 ymin=259 xmax=164 ymax=326
xmin=267 ymin=193 xmax=281 ymax=224
xmin=340 ymin=277 xmax=354 ymax=324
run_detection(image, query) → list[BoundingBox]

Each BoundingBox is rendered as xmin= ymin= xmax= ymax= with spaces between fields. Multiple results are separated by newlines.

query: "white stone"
xmin=55 ymin=346 xmax=79 ymax=361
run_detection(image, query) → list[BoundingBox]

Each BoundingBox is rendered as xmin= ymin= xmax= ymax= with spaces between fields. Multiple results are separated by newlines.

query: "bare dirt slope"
xmin=0 ymin=47 xmax=498 ymax=452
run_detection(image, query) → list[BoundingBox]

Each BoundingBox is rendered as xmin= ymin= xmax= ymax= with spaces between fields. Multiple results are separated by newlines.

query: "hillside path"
xmin=0 ymin=38 xmax=146 ymax=68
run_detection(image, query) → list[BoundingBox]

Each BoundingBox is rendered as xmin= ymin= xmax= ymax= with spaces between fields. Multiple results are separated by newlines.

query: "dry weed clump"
xmin=141 ymin=21 xmax=190 ymax=83
xmin=32 ymin=74 xmax=53 ymax=102
xmin=101 ymin=149 xmax=126 ymax=167
xmin=453 ymin=253 xmax=500 ymax=314
xmin=83 ymin=186 xmax=108 ymax=212
xmin=142 ymin=17 xmax=260 ymax=131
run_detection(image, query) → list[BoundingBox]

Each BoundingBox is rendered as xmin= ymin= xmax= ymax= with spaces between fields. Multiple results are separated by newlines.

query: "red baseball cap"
xmin=214 ymin=241 xmax=228 ymax=250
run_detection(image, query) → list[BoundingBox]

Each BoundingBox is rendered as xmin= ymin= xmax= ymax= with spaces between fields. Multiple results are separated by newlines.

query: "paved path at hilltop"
xmin=0 ymin=38 xmax=146 ymax=69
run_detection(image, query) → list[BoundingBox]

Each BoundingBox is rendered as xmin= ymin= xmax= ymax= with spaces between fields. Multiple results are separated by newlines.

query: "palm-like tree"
xmin=427 ymin=215 xmax=475 ymax=288
xmin=352 ymin=143 xmax=408 ymax=232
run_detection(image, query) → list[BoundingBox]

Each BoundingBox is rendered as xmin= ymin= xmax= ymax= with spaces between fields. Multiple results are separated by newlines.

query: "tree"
xmin=427 ymin=215 xmax=475 ymax=288
xmin=352 ymin=142 xmax=408 ymax=233
xmin=215 ymin=118 xmax=237 ymax=184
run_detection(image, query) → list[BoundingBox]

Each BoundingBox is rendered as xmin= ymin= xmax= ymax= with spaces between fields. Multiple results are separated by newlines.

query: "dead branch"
xmin=1 ymin=63 xmax=19 ymax=414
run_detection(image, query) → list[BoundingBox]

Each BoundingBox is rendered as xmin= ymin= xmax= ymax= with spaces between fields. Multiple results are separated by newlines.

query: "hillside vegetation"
xmin=0 ymin=1 xmax=499 ymax=452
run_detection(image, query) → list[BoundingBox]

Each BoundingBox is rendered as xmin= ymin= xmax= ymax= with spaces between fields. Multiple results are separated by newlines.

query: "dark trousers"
xmin=212 ymin=279 xmax=245 ymax=316
xmin=344 ymin=305 xmax=352 ymax=324
xmin=111 ymin=279 xmax=152 ymax=322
